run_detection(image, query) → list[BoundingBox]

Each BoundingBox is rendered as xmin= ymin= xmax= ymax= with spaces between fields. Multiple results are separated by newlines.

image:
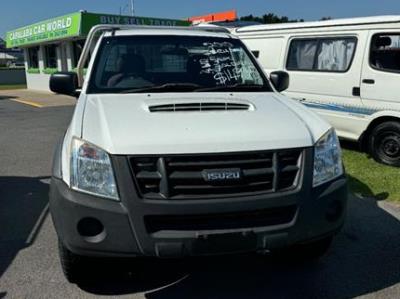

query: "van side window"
xmin=287 ymin=37 xmax=357 ymax=72
xmin=370 ymin=33 xmax=400 ymax=73
xmin=287 ymin=39 xmax=318 ymax=70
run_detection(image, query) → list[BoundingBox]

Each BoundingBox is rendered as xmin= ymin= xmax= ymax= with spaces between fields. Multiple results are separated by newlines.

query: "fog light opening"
xmin=326 ymin=200 xmax=343 ymax=222
xmin=77 ymin=217 xmax=106 ymax=243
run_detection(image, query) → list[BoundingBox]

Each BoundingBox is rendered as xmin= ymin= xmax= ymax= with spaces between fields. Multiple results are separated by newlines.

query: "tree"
xmin=240 ymin=13 xmax=304 ymax=24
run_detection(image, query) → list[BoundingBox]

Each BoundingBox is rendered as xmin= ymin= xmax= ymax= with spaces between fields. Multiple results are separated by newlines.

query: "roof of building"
xmin=236 ymin=15 xmax=400 ymax=33
xmin=0 ymin=53 xmax=17 ymax=60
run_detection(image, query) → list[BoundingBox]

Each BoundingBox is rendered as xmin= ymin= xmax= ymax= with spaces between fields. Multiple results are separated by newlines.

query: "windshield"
xmin=87 ymin=35 xmax=271 ymax=93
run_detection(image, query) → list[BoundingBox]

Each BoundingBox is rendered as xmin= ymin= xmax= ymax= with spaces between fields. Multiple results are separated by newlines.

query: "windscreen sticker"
xmin=200 ymin=42 xmax=243 ymax=85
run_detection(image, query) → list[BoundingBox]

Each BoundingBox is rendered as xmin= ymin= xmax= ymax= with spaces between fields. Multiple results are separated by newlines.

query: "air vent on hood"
xmin=149 ymin=102 xmax=251 ymax=112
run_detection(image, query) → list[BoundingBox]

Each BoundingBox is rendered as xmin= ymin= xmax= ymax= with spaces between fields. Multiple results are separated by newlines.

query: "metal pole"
xmin=130 ymin=0 xmax=135 ymax=16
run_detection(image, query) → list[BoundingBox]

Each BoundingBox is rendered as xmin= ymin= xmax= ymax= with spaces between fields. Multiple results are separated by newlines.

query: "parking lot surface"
xmin=1 ymin=96 xmax=400 ymax=299
xmin=0 ymin=89 xmax=76 ymax=108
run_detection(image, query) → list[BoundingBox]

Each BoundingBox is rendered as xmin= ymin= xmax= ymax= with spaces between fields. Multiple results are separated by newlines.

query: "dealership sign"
xmin=6 ymin=12 xmax=190 ymax=48
xmin=6 ymin=13 xmax=81 ymax=48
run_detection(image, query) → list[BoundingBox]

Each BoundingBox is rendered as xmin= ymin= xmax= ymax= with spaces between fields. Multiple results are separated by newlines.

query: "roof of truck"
xmin=236 ymin=15 xmax=400 ymax=33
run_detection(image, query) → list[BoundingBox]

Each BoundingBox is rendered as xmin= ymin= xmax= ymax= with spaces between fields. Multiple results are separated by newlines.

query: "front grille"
xmin=145 ymin=205 xmax=297 ymax=233
xmin=129 ymin=149 xmax=303 ymax=200
xmin=148 ymin=102 xmax=250 ymax=112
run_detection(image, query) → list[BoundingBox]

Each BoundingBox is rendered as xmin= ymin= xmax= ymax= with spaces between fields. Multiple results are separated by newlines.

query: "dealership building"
xmin=6 ymin=11 xmax=190 ymax=91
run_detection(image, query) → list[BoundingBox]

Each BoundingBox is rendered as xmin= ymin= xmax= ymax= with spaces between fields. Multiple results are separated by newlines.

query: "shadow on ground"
xmin=0 ymin=96 xmax=17 ymax=101
xmin=340 ymin=139 xmax=361 ymax=152
xmin=77 ymin=179 xmax=400 ymax=299
xmin=0 ymin=176 xmax=50 ymax=279
xmin=340 ymin=139 xmax=391 ymax=201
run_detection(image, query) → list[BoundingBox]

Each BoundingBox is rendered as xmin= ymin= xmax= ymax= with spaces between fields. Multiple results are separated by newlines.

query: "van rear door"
xmin=361 ymin=30 xmax=400 ymax=108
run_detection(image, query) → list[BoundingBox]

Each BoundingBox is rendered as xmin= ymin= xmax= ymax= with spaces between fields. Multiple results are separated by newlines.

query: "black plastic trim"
xmin=352 ymin=87 xmax=361 ymax=97
xmin=51 ymin=134 xmax=66 ymax=179
xmin=127 ymin=148 xmax=306 ymax=200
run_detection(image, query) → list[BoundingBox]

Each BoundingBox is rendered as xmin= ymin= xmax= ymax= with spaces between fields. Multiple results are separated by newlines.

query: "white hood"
xmin=81 ymin=93 xmax=330 ymax=155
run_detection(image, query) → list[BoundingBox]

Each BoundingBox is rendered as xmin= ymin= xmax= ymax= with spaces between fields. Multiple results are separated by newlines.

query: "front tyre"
xmin=369 ymin=121 xmax=400 ymax=167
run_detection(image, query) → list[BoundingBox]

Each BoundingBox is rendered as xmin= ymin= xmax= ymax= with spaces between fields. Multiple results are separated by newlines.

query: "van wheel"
xmin=368 ymin=121 xmax=400 ymax=167
xmin=58 ymin=241 xmax=86 ymax=283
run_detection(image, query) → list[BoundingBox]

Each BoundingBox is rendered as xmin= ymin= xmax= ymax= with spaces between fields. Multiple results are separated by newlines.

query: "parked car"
xmin=49 ymin=25 xmax=348 ymax=283
xmin=235 ymin=16 xmax=400 ymax=167
xmin=9 ymin=61 xmax=25 ymax=68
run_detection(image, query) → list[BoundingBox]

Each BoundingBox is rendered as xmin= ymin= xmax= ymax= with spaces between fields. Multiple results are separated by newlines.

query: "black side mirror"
xmin=269 ymin=71 xmax=289 ymax=92
xmin=50 ymin=72 xmax=79 ymax=97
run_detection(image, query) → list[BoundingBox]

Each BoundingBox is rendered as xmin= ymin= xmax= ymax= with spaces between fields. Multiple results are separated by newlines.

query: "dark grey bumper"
xmin=49 ymin=161 xmax=348 ymax=258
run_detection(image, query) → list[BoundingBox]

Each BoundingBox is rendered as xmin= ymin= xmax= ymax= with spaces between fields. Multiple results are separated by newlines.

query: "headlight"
xmin=70 ymin=137 xmax=119 ymax=200
xmin=313 ymin=128 xmax=344 ymax=187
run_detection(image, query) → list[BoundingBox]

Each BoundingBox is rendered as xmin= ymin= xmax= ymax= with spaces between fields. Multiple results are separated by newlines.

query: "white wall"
xmin=26 ymin=73 xmax=52 ymax=91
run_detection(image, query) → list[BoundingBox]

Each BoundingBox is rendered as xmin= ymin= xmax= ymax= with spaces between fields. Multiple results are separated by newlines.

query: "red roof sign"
xmin=189 ymin=10 xmax=237 ymax=24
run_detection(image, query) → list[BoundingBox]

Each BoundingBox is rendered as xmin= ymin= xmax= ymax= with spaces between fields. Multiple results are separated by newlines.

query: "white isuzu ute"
xmin=49 ymin=25 xmax=348 ymax=283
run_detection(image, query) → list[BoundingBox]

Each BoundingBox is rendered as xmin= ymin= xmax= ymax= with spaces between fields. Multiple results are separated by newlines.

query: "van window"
xmin=287 ymin=37 xmax=357 ymax=72
xmin=287 ymin=39 xmax=318 ymax=70
xmin=27 ymin=46 xmax=39 ymax=69
xmin=44 ymin=44 xmax=58 ymax=69
xmin=370 ymin=33 xmax=400 ymax=73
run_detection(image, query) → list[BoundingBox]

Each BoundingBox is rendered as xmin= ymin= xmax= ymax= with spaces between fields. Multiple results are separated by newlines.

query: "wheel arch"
xmin=360 ymin=112 xmax=400 ymax=151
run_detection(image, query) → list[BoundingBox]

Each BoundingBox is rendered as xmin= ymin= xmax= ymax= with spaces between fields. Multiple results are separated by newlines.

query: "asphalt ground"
xmin=0 ymin=89 xmax=75 ymax=108
xmin=1 ymin=97 xmax=400 ymax=299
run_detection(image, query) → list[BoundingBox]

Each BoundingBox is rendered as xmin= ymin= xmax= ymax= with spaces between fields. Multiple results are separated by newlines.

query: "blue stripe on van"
xmin=301 ymin=101 xmax=378 ymax=116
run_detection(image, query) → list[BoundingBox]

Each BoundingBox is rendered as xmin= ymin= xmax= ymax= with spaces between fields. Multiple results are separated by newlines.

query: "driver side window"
xmin=370 ymin=33 xmax=400 ymax=73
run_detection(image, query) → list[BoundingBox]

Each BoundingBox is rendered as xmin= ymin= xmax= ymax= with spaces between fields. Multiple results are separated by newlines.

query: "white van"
xmin=48 ymin=25 xmax=347 ymax=283
xmin=235 ymin=16 xmax=400 ymax=167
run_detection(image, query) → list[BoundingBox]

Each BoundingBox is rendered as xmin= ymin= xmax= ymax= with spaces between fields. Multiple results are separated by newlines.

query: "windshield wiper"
xmin=121 ymin=83 xmax=202 ymax=93
xmin=195 ymin=84 xmax=267 ymax=92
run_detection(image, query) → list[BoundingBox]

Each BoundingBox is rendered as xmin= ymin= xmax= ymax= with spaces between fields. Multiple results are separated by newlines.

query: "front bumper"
xmin=49 ymin=152 xmax=348 ymax=258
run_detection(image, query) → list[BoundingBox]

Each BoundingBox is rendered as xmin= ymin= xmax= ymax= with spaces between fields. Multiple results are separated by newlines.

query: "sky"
xmin=2 ymin=0 xmax=400 ymax=38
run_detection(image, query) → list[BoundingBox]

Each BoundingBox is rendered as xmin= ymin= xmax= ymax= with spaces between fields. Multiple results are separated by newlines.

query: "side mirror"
xmin=269 ymin=71 xmax=289 ymax=92
xmin=50 ymin=72 xmax=79 ymax=97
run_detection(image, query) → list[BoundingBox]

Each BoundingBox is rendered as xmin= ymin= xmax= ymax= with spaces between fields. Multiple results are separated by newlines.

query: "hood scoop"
xmin=148 ymin=102 xmax=252 ymax=112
